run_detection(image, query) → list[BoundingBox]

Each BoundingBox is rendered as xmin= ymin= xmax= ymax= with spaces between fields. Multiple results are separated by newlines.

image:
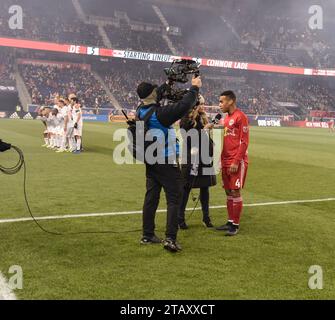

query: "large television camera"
xmin=159 ymin=59 xmax=200 ymax=103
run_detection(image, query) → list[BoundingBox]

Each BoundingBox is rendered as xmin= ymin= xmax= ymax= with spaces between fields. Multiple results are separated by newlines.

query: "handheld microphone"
xmin=211 ymin=113 xmax=222 ymax=124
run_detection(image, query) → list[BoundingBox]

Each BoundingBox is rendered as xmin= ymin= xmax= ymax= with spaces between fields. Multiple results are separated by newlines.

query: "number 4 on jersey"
xmin=235 ymin=179 xmax=241 ymax=188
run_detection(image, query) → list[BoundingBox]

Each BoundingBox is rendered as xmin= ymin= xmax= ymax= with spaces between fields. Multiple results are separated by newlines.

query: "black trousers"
xmin=142 ymin=164 xmax=183 ymax=240
xmin=179 ymin=185 xmax=210 ymax=224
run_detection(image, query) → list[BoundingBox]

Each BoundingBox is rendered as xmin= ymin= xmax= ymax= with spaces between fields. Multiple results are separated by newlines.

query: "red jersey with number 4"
xmin=221 ymin=108 xmax=249 ymax=167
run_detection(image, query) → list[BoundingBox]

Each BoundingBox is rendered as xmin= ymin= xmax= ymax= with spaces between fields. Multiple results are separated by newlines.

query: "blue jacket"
xmin=138 ymin=106 xmax=179 ymax=158
xmin=137 ymin=85 xmax=199 ymax=161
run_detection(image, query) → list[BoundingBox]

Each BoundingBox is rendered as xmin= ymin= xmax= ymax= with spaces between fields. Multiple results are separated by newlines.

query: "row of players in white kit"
xmin=38 ymin=94 xmax=83 ymax=154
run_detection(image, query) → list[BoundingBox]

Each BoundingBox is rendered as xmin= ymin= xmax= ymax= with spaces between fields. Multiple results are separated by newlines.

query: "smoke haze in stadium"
xmin=1 ymin=0 xmax=335 ymax=116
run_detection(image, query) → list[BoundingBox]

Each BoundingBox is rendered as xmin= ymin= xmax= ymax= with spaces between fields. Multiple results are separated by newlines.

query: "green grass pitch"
xmin=0 ymin=119 xmax=335 ymax=299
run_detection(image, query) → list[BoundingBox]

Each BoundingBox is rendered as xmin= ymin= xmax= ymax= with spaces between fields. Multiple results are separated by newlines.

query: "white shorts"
xmin=48 ymin=126 xmax=55 ymax=134
xmin=74 ymin=125 xmax=82 ymax=137
xmin=56 ymin=126 xmax=64 ymax=135
xmin=66 ymin=127 xmax=75 ymax=138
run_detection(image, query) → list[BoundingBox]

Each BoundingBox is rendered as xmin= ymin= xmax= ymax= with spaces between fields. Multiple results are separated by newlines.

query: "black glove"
xmin=0 ymin=139 xmax=11 ymax=152
xmin=74 ymin=123 xmax=78 ymax=129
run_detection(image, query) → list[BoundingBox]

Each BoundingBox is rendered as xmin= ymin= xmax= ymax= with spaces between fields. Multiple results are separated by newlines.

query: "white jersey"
xmin=55 ymin=107 xmax=66 ymax=135
xmin=61 ymin=105 xmax=69 ymax=120
xmin=73 ymin=107 xmax=83 ymax=137
xmin=67 ymin=105 xmax=75 ymax=127
xmin=56 ymin=106 xmax=66 ymax=125
xmin=72 ymin=107 xmax=83 ymax=126
xmin=47 ymin=113 xmax=57 ymax=133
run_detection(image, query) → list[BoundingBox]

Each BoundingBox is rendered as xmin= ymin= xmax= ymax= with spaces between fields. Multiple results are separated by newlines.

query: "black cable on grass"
xmin=0 ymin=146 xmax=24 ymax=175
xmin=185 ymin=176 xmax=201 ymax=222
xmin=187 ymin=196 xmax=200 ymax=222
xmin=1 ymin=146 xmax=142 ymax=235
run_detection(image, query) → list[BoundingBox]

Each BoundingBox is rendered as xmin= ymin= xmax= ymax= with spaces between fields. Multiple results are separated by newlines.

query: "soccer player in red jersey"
xmin=216 ymin=91 xmax=249 ymax=236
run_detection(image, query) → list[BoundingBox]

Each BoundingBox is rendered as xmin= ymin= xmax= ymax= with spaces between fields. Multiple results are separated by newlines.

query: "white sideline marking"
xmin=0 ymin=272 xmax=17 ymax=300
xmin=0 ymin=198 xmax=334 ymax=225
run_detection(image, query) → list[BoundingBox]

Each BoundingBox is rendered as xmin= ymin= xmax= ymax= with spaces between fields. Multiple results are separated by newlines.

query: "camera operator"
xmin=178 ymin=95 xmax=216 ymax=230
xmin=137 ymin=75 xmax=202 ymax=253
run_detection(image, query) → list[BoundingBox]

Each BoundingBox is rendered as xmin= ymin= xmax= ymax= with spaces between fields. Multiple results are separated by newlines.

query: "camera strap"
xmin=137 ymin=105 xmax=157 ymax=122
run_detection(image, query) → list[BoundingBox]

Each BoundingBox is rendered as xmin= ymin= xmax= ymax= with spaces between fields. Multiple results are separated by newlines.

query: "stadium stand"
xmin=1 ymin=0 xmax=335 ymax=68
xmin=80 ymin=0 xmax=162 ymax=24
xmin=0 ymin=0 xmax=334 ymax=116
xmin=0 ymin=48 xmax=14 ymax=83
xmin=18 ymin=62 xmax=110 ymax=109
xmin=104 ymin=24 xmax=171 ymax=53
xmin=10 ymin=52 xmax=335 ymax=117
xmin=0 ymin=0 xmax=104 ymax=47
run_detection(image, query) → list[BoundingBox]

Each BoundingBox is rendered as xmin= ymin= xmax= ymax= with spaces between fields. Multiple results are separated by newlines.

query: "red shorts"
xmin=222 ymin=161 xmax=248 ymax=190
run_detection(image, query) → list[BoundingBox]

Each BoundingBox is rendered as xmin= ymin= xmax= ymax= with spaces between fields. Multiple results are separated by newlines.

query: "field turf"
xmin=0 ymin=119 xmax=334 ymax=299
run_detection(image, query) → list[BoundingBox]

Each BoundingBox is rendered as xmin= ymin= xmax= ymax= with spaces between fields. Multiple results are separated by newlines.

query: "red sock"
xmin=227 ymin=196 xmax=234 ymax=222
xmin=232 ymin=197 xmax=243 ymax=225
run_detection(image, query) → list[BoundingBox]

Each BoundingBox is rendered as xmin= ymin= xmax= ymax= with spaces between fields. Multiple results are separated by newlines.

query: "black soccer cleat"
xmin=216 ymin=221 xmax=233 ymax=231
xmin=202 ymin=219 xmax=214 ymax=228
xmin=163 ymin=238 xmax=182 ymax=252
xmin=178 ymin=222 xmax=189 ymax=230
xmin=225 ymin=225 xmax=239 ymax=236
xmin=140 ymin=235 xmax=162 ymax=245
